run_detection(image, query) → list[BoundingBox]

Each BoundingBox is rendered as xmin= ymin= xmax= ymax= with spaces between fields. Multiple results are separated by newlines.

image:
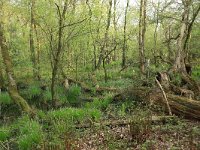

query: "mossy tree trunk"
xmin=51 ymin=1 xmax=67 ymax=104
xmin=0 ymin=19 xmax=33 ymax=114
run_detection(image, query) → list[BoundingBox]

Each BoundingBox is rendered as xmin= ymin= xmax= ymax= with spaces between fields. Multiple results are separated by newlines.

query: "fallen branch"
xmin=155 ymin=77 xmax=172 ymax=116
xmin=113 ymin=87 xmax=200 ymax=120
xmin=66 ymin=77 xmax=119 ymax=93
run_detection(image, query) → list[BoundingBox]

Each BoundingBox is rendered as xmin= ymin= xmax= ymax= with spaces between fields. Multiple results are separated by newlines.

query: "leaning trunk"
xmin=0 ymin=22 xmax=32 ymax=114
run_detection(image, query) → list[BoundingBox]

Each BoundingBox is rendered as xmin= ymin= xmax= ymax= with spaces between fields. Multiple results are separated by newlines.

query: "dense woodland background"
xmin=0 ymin=0 xmax=200 ymax=149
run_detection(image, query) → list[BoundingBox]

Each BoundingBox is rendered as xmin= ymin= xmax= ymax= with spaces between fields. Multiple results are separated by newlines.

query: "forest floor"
xmin=64 ymin=104 xmax=200 ymax=150
xmin=74 ymin=116 xmax=200 ymax=150
xmin=1 ymin=69 xmax=200 ymax=150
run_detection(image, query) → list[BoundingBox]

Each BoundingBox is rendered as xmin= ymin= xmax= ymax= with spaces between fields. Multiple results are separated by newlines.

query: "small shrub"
xmin=28 ymin=85 xmax=42 ymax=98
xmin=67 ymin=85 xmax=81 ymax=105
xmin=20 ymin=83 xmax=41 ymax=100
xmin=42 ymin=89 xmax=52 ymax=102
xmin=130 ymin=110 xmax=152 ymax=143
xmin=86 ymin=108 xmax=102 ymax=121
xmin=85 ymin=96 xmax=111 ymax=110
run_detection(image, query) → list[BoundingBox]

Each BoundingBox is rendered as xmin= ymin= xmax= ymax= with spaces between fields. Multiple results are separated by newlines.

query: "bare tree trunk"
xmin=113 ymin=0 xmax=118 ymax=61
xmin=122 ymin=0 xmax=129 ymax=68
xmin=96 ymin=0 xmax=112 ymax=70
xmin=0 ymin=21 xmax=33 ymax=114
xmin=51 ymin=1 xmax=67 ymax=104
xmin=86 ymin=0 xmax=97 ymax=70
xmin=138 ymin=0 xmax=147 ymax=74
xmin=30 ymin=0 xmax=38 ymax=80
xmin=34 ymin=24 xmax=41 ymax=80
xmin=165 ymin=25 xmax=175 ymax=63
xmin=152 ymin=1 xmax=159 ymax=66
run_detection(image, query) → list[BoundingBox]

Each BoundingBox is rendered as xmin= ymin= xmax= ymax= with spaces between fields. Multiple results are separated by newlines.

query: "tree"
xmin=96 ymin=0 xmax=112 ymax=70
xmin=0 ymin=2 xmax=33 ymax=114
xmin=138 ymin=0 xmax=147 ymax=75
xmin=30 ymin=0 xmax=37 ymax=79
xmin=172 ymin=0 xmax=192 ymax=73
xmin=51 ymin=1 xmax=68 ymax=104
xmin=122 ymin=0 xmax=129 ymax=68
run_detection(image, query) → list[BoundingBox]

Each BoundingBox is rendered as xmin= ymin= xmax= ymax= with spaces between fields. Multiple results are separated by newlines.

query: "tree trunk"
xmin=30 ymin=0 xmax=38 ymax=80
xmin=34 ymin=23 xmax=41 ymax=80
xmin=51 ymin=1 xmax=67 ymax=104
xmin=173 ymin=0 xmax=192 ymax=73
xmin=138 ymin=0 xmax=147 ymax=74
xmin=113 ymin=0 xmax=118 ymax=61
xmin=96 ymin=0 xmax=112 ymax=70
xmin=0 ymin=21 xmax=33 ymax=114
xmin=122 ymin=0 xmax=129 ymax=68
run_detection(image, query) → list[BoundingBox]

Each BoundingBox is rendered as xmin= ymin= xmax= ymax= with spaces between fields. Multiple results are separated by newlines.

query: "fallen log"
xmin=64 ymin=77 xmax=119 ymax=93
xmin=75 ymin=116 xmax=175 ymax=129
xmin=113 ymin=87 xmax=200 ymax=120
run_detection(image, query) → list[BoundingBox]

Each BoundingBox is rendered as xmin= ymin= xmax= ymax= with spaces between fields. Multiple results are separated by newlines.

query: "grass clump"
xmin=66 ymin=85 xmax=81 ymax=105
xmin=0 ymin=126 xmax=11 ymax=141
xmin=20 ymin=83 xmax=42 ymax=100
xmin=47 ymin=107 xmax=102 ymax=124
xmin=16 ymin=116 xmax=44 ymax=150
xmin=85 ymin=95 xmax=112 ymax=110
xmin=0 ymin=92 xmax=12 ymax=105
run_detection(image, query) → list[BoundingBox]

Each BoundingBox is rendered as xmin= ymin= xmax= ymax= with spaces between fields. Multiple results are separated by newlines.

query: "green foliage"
xmin=55 ymin=86 xmax=68 ymax=104
xmin=42 ymin=89 xmax=52 ymax=102
xmin=16 ymin=116 xmax=43 ymax=150
xmin=20 ymin=83 xmax=42 ymax=100
xmin=28 ymin=85 xmax=42 ymax=98
xmin=192 ymin=66 xmax=200 ymax=81
xmin=47 ymin=107 xmax=101 ymax=124
xmin=66 ymin=84 xmax=81 ymax=105
xmin=0 ymin=127 xmax=10 ymax=141
xmin=0 ymin=92 xmax=12 ymax=104
xmin=85 ymin=96 xmax=112 ymax=110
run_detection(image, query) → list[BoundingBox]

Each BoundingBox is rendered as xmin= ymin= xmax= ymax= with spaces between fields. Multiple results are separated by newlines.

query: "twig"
xmin=155 ymin=77 xmax=172 ymax=116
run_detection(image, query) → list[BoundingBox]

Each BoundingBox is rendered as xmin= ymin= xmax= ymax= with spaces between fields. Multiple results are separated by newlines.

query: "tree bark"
xmin=122 ymin=0 xmax=129 ymax=68
xmin=138 ymin=0 xmax=147 ymax=74
xmin=96 ymin=0 xmax=112 ymax=70
xmin=51 ymin=1 xmax=67 ymax=104
xmin=0 ymin=20 xmax=33 ymax=114
xmin=30 ymin=0 xmax=39 ymax=80
xmin=113 ymin=0 xmax=118 ymax=61
xmin=172 ymin=0 xmax=192 ymax=73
